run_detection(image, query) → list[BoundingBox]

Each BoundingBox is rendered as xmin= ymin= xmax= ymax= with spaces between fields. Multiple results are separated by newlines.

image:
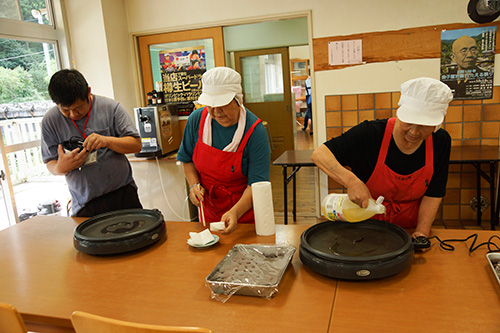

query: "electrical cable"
xmin=155 ymin=156 xmax=195 ymax=221
xmin=183 ymin=193 xmax=197 ymax=222
xmin=427 ymin=234 xmax=500 ymax=253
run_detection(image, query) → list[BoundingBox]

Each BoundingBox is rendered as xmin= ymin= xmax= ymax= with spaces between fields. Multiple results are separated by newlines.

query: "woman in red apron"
xmin=178 ymin=67 xmax=270 ymax=234
xmin=191 ymin=107 xmax=260 ymax=225
xmin=367 ymin=117 xmax=434 ymax=228
xmin=312 ymin=77 xmax=453 ymax=238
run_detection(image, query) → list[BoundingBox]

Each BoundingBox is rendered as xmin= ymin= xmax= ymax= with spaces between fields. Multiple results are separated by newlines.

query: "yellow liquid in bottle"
xmin=342 ymin=198 xmax=382 ymax=222
xmin=322 ymin=194 xmax=385 ymax=222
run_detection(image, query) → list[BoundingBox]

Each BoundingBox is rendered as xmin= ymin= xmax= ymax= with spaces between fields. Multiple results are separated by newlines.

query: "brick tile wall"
xmin=324 ymin=86 xmax=500 ymax=227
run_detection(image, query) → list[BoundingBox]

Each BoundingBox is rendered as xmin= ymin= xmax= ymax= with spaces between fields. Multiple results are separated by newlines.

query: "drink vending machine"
xmin=133 ymin=103 xmax=181 ymax=157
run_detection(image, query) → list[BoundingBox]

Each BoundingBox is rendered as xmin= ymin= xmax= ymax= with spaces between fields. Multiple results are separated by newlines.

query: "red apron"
xmin=366 ymin=117 xmax=434 ymax=228
xmin=192 ymin=108 xmax=261 ymax=223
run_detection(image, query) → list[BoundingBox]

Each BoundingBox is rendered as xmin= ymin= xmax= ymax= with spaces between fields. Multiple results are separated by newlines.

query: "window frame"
xmin=1 ymin=0 xmax=71 ymax=69
xmin=0 ymin=0 xmax=71 ymax=226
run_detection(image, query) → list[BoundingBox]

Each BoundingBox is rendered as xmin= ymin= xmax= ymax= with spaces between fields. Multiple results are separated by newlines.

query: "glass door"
xmin=235 ymin=47 xmax=293 ymax=160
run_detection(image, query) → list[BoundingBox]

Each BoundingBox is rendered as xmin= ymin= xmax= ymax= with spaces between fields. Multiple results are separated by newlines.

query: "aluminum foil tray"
xmin=486 ymin=253 xmax=500 ymax=286
xmin=205 ymin=244 xmax=295 ymax=301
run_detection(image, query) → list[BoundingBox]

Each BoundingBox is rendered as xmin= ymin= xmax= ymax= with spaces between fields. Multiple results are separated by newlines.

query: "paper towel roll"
xmin=252 ymin=181 xmax=275 ymax=236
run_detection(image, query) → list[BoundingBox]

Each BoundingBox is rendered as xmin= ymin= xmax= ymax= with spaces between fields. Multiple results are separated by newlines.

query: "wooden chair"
xmin=261 ymin=120 xmax=274 ymax=151
xmin=0 ymin=303 xmax=27 ymax=333
xmin=66 ymin=199 xmax=72 ymax=216
xmin=71 ymin=311 xmax=214 ymax=333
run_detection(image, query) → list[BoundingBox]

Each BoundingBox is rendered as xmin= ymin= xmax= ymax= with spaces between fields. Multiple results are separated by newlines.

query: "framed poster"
xmin=158 ymin=46 xmax=206 ymax=107
xmin=441 ymin=27 xmax=496 ymax=100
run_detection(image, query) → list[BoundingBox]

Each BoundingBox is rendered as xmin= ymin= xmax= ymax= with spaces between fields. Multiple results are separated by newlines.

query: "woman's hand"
xmin=189 ymin=183 xmax=205 ymax=207
xmin=346 ymin=179 xmax=372 ymax=208
xmin=412 ymin=231 xmax=427 ymax=238
xmin=220 ymin=210 xmax=238 ymax=234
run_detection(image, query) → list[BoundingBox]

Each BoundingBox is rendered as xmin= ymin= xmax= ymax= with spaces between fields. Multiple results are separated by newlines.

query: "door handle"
xmin=0 ymin=170 xmax=4 ymax=181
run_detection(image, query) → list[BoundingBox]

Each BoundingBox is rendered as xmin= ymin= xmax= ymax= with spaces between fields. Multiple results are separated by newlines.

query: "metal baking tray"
xmin=486 ymin=253 xmax=500 ymax=286
xmin=205 ymin=244 xmax=295 ymax=298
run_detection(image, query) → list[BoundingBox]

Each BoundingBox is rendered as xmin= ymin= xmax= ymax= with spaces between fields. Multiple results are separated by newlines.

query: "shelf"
xmin=290 ymin=59 xmax=309 ymax=106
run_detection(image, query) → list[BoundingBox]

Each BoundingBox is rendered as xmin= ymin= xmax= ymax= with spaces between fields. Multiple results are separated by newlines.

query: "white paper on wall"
xmin=328 ymin=40 xmax=363 ymax=66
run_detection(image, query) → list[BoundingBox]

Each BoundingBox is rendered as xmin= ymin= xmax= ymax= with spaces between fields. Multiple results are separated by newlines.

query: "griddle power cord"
xmin=155 ymin=157 xmax=196 ymax=221
xmin=426 ymin=234 xmax=500 ymax=253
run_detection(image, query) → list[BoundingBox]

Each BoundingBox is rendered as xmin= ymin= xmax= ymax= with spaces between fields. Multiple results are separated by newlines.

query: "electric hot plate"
xmin=300 ymin=220 xmax=413 ymax=280
xmin=74 ymin=208 xmax=166 ymax=255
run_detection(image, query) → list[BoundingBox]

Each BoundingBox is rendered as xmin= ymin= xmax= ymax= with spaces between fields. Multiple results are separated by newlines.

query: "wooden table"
xmin=0 ymin=216 xmax=336 ymax=333
xmin=272 ymin=150 xmax=315 ymax=225
xmin=329 ymin=228 xmax=500 ymax=332
xmin=449 ymin=145 xmax=500 ymax=230
xmin=1 ymin=217 xmax=500 ymax=332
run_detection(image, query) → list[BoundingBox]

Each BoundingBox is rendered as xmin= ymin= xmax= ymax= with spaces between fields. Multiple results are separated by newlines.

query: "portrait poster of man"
xmin=158 ymin=46 xmax=206 ymax=106
xmin=441 ymin=27 xmax=496 ymax=100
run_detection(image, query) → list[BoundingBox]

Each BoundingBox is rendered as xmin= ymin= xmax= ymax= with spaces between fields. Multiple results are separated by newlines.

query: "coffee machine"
xmin=134 ymin=104 xmax=181 ymax=157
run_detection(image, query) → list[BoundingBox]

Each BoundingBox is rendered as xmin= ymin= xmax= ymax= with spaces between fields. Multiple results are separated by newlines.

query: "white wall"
xmin=63 ymin=0 xmax=491 ymax=208
xmin=64 ymin=0 xmax=113 ymax=98
xmin=290 ymin=45 xmax=310 ymax=60
xmin=122 ymin=0 xmax=482 ymax=141
xmin=223 ymin=17 xmax=308 ymax=52
xmin=65 ymin=0 xmax=483 ymax=136
xmin=64 ymin=0 xmax=136 ymax=115
xmin=101 ymin=0 xmax=137 ymax=115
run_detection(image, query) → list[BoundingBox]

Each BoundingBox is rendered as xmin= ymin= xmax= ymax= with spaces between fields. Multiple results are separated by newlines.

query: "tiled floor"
xmin=0 ymin=176 xmax=70 ymax=231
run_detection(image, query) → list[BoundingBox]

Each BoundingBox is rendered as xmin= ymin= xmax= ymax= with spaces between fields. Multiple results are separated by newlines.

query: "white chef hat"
xmin=197 ymin=67 xmax=243 ymax=107
xmin=397 ymin=77 xmax=453 ymax=129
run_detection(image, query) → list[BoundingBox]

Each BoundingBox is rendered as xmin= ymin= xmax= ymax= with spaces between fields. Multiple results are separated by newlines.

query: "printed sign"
xmin=441 ymin=27 xmax=496 ymax=100
xmin=159 ymin=46 xmax=206 ymax=108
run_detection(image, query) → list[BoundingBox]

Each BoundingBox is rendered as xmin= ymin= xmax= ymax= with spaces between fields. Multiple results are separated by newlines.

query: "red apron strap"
xmin=237 ymin=118 xmax=261 ymax=152
xmin=198 ymin=107 xmax=208 ymax=138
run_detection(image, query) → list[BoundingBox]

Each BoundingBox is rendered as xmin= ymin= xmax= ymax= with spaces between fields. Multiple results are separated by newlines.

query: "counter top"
xmin=1 ymin=216 xmax=499 ymax=332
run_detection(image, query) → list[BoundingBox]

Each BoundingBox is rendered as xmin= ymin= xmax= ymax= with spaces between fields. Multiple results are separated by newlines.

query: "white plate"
xmin=187 ymin=235 xmax=220 ymax=248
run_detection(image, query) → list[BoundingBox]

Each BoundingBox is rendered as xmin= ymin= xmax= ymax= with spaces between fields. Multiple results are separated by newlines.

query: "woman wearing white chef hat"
xmin=312 ymin=77 xmax=453 ymax=238
xmin=177 ymin=67 xmax=271 ymax=234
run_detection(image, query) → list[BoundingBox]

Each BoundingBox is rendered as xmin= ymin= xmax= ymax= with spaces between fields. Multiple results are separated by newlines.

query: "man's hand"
xmin=82 ymin=133 xmax=109 ymax=152
xmin=51 ymin=144 xmax=89 ymax=175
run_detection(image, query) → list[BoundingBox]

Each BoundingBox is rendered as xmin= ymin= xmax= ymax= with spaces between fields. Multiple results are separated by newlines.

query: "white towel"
xmin=202 ymin=105 xmax=246 ymax=152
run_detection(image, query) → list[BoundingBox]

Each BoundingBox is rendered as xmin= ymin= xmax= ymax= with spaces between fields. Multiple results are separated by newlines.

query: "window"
xmin=1 ymin=0 xmax=52 ymax=24
xmin=0 ymin=0 xmax=70 ymax=230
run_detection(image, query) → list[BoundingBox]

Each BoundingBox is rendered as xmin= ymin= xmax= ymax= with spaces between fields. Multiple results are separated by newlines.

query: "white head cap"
xmin=397 ymin=77 xmax=453 ymax=130
xmin=197 ymin=67 xmax=243 ymax=107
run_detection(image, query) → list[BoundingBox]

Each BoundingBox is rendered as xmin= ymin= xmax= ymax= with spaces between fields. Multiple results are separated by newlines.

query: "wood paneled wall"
xmin=313 ymin=22 xmax=500 ymax=72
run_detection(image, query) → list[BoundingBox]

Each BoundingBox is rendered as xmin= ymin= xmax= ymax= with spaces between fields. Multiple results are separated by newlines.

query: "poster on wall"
xmin=328 ymin=40 xmax=363 ymax=66
xmin=159 ymin=46 xmax=206 ymax=113
xmin=440 ymin=26 xmax=496 ymax=100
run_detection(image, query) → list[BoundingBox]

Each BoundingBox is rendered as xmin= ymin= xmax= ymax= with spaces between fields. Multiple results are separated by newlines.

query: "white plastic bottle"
xmin=321 ymin=193 xmax=386 ymax=222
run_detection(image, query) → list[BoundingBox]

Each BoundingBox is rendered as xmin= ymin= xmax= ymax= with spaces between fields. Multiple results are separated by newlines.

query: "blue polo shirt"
xmin=177 ymin=107 xmax=270 ymax=185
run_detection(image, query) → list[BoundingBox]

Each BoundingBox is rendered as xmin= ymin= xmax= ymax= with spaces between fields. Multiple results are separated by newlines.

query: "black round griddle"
xmin=300 ymin=220 xmax=413 ymax=280
xmin=74 ymin=209 xmax=166 ymax=255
